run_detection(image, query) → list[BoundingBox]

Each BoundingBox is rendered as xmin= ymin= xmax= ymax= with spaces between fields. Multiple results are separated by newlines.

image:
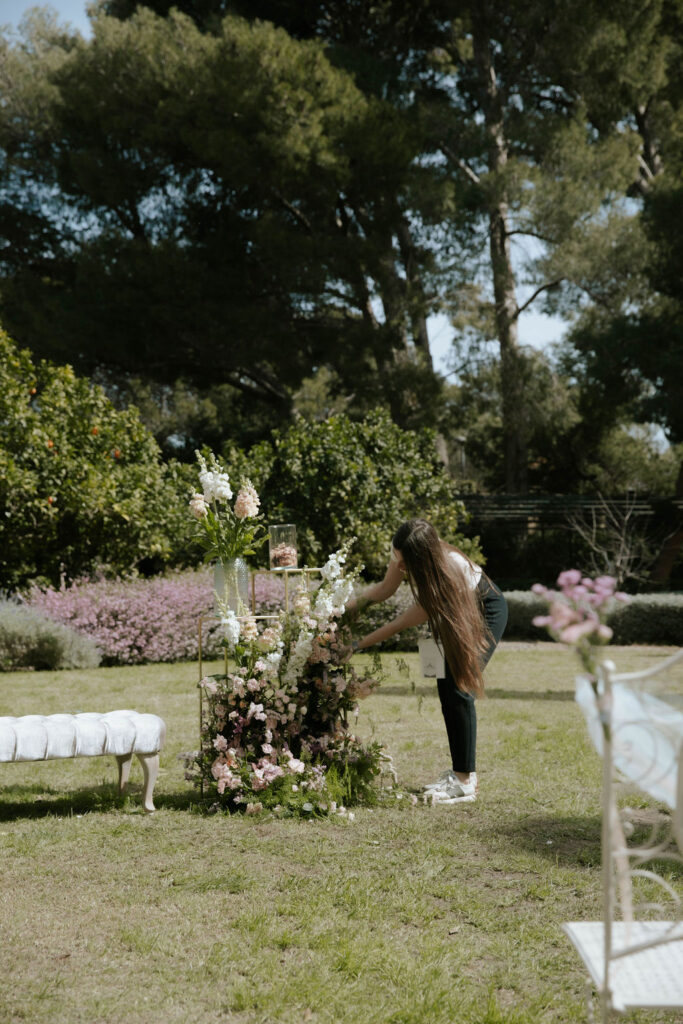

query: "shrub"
xmin=501 ymin=591 xmax=550 ymax=641
xmin=608 ymin=594 xmax=683 ymax=645
xmin=27 ymin=570 xmax=288 ymax=666
xmin=0 ymin=329 xmax=197 ymax=591
xmin=519 ymin=588 xmax=683 ymax=646
xmin=0 ymin=602 xmax=101 ymax=671
xmin=232 ymin=409 xmax=482 ymax=579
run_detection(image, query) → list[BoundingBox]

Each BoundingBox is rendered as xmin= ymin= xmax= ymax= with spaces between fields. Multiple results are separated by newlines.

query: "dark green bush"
xmin=608 ymin=594 xmax=683 ymax=645
xmin=501 ymin=591 xmax=550 ymax=641
xmin=0 ymin=602 xmax=101 ymax=670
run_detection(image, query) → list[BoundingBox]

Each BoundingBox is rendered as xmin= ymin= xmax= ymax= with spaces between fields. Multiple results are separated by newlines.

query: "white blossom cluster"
xmin=282 ymin=631 xmax=314 ymax=687
xmin=195 ymin=450 xmax=232 ymax=503
xmin=314 ymin=574 xmax=354 ymax=620
xmin=220 ymin=609 xmax=241 ymax=649
xmin=280 ymin=548 xmax=353 ymax=686
xmin=320 ymin=550 xmax=346 ymax=581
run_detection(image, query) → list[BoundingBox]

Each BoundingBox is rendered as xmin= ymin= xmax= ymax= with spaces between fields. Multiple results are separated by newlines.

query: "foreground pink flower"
xmin=532 ymin=570 xmax=629 ymax=681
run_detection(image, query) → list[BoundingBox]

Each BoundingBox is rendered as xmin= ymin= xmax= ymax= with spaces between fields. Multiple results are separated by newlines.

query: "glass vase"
xmin=269 ymin=524 xmax=298 ymax=569
xmin=214 ymin=557 xmax=250 ymax=615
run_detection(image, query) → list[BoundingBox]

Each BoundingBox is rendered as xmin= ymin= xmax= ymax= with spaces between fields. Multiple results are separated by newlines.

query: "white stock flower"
xmin=195 ymin=450 xmax=232 ymax=503
xmin=220 ymin=610 xmax=241 ymax=648
xmin=320 ymin=550 xmax=346 ymax=581
xmin=265 ymin=650 xmax=283 ymax=672
xmin=282 ymin=629 xmax=314 ymax=686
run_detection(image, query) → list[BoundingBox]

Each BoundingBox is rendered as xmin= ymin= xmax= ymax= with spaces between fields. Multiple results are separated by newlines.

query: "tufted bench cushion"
xmin=0 ymin=710 xmax=166 ymax=812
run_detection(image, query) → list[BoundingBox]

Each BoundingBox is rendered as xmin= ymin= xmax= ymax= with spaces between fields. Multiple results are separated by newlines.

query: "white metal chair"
xmin=564 ymin=648 xmax=683 ymax=1022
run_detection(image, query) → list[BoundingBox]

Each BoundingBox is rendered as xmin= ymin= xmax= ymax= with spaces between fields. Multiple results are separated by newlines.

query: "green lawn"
xmin=0 ymin=643 xmax=679 ymax=1024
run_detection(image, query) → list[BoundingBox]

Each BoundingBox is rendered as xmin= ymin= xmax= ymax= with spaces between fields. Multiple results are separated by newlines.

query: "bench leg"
xmin=136 ymin=753 xmax=159 ymax=813
xmin=116 ymin=753 xmax=133 ymax=794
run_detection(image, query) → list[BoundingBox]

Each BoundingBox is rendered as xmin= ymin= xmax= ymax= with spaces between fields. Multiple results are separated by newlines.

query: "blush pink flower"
xmin=234 ymin=480 xmax=260 ymax=519
xmin=189 ymin=493 xmax=209 ymax=519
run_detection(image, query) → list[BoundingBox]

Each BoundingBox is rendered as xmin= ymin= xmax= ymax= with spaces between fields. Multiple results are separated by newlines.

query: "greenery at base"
xmin=0 ymin=647 xmax=677 ymax=1024
xmin=0 ymin=602 xmax=101 ymax=671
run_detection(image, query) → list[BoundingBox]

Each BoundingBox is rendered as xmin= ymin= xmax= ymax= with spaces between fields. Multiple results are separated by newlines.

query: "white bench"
xmin=0 ymin=710 xmax=166 ymax=813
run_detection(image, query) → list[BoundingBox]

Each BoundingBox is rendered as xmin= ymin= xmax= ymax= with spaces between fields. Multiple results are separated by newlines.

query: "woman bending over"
xmin=348 ymin=518 xmax=507 ymax=804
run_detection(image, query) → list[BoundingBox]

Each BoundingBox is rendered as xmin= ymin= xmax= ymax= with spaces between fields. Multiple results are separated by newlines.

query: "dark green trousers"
xmin=436 ymin=578 xmax=508 ymax=773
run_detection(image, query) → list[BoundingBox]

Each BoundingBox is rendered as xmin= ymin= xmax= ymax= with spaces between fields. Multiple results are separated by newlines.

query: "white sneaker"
xmin=428 ymin=773 xmax=477 ymax=804
xmin=424 ymin=770 xmax=477 ymax=793
xmin=423 ymin=769 xmax=456 ymax=792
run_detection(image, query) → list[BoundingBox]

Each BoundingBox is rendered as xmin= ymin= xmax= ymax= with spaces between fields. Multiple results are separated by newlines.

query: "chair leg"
xmin=115 ymin=754 xmax=133 ymax=794
xmin=136 ymin=753 xmax=159 ymax=813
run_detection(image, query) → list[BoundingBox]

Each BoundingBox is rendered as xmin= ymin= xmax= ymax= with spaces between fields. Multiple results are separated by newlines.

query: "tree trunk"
xmin=376 ymin=230 xmax=409 ymax=352
xmin=397 ymin=217 xmax=433 ymax=370
xmin=472 ymin=9 xmax=527 ymax=493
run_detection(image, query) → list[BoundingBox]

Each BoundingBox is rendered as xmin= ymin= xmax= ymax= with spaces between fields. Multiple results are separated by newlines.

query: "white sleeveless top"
xmin=448 ymin=550 xmax=482 ymax=590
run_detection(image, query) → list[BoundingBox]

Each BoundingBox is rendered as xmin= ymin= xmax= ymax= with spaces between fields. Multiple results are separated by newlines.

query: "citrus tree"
xmin=0 ymin=330 xmax=195 ymax=590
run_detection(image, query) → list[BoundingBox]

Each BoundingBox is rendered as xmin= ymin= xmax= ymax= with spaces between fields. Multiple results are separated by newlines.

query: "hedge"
xmin=0 ymin=602 xmax=101 ymax=671
xmin=503 ymin=591 xmax=683 ymax=646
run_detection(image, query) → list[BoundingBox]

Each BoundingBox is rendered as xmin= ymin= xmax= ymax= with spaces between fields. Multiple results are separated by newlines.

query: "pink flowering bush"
xmin=532 ymin=570 xmax=630 ymax=682
xmin=26 ymin=570 xmax=287 ymax=665
xmin=186 ymin=549 xmax=390 ymax=816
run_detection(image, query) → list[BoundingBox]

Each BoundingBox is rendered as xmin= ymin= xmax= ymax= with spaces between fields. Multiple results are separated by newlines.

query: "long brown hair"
xmin=392 ymin=519 xmax=489 ymax=698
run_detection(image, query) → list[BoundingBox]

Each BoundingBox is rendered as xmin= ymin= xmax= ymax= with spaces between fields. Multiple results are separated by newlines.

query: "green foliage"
xmin=608 ymin=593 xmax=683 ymax=645
xmin=0 ymin=6 xmax=436 ymax=424
xmin=0 ymin=602 xmax=101 ymax=671
xmin=445 ymin=351 xmax=583 ymax=493
xmin=500 ymin=592 xmax=549 ymax=642
xmin=507 ymin=589 xmax=683 ymax=645
xmin=585 ymin=427 xmax=680 ymax=496
xmin=0 ymin=329 xmax=195 ymax=590
xmin=242 ymin=410 xmax=481 ymax=578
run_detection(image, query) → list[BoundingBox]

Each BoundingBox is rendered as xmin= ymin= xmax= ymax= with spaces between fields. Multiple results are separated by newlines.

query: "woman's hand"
xmin=339 ymin=638 xmax=358 ymax=664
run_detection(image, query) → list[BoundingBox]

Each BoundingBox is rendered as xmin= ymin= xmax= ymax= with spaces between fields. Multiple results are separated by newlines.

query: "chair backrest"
xmin=576 ymin=650 xmax=683 ymax=958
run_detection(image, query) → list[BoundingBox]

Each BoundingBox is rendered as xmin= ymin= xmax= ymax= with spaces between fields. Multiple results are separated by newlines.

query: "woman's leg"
xmin=436 ymin=583 xmax=507 ymax=775
xmin=437 ymin=664 xmax=477 ymax=773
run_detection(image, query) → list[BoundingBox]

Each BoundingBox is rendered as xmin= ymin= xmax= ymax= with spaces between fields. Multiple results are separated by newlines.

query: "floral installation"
xmin=190 ymin=450 xmax=267 ymax=564
xmin=184 ymin=546 xmax=396 ymax=816
xmin=532 ymin=570 xmax=630 ymax=693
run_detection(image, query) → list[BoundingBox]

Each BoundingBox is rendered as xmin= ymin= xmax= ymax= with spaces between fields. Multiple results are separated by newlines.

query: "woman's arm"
xmin=346 ymin=555 xmax=404 ymax=614
xmin=355 ymin=602 xmax=428 ymax=650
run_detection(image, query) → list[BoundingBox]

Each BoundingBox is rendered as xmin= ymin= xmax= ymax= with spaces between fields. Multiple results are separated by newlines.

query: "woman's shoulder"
xmin=442 ymin=544 xmax=482 ymax=588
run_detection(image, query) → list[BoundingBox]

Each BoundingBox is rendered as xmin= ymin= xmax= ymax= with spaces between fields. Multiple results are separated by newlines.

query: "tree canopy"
xmin=1 ymin=0 xmax=682 ymax=512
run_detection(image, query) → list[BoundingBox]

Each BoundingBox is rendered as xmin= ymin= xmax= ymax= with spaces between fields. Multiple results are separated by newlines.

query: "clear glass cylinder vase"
xmin=214 ymin=557 xmax=250 ymax=615
xmin=269 ymin=524 xmax=298 ymax=569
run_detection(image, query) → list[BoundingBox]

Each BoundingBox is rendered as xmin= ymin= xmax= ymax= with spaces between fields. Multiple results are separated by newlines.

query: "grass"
xmin=0 ymin=642 xmax=680 ymax=1024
